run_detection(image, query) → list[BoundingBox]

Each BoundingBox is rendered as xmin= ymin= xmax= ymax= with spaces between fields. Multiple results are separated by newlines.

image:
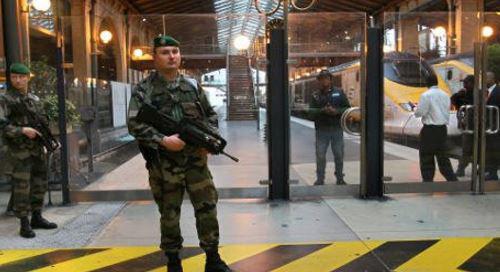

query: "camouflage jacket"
xmin=0 ymin=88 xmax=48 ymax=159
xmin=127 ymin=72 xmax=218 ymax=162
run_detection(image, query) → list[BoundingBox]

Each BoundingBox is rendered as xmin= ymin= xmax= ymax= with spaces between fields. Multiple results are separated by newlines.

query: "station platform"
xmin=1 ymin=191 xmax=500 ymax=271
xmin=80 ymin=116 xmax=464 ymax=193
xmin=2 ymin=117 xmax=497 ymax=271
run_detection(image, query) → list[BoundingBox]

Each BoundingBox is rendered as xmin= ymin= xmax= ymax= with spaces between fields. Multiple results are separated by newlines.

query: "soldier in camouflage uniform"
xmin=127 ymin=36 xmax=232 ymax=272
xmin=0 ymin=63 xmax=58 ymax=238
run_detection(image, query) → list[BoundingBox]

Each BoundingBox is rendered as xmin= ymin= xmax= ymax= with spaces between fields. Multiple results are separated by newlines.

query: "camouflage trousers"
xmin=6 ymin=154 xmax=48 ymax=218
xmin=148 ymin=152 xmax=220 ymax=253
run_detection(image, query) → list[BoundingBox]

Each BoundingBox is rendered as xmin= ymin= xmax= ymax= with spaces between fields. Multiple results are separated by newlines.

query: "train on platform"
xmin=429 ymin=53 xmax=474 ymax=94
xmin=290 ymin=52 xmax=471 ymax=146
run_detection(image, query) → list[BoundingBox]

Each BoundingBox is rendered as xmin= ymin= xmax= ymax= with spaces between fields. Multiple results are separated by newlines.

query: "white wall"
xmin=111 ymin=81 xmax=132 ymax=128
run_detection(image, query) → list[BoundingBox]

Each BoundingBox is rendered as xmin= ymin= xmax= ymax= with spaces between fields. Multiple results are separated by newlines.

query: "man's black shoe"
xmin=205 ymin=251 xmax=232 ymax=272
xmin=313 ymin=180 xmax=324 ymax=186
xmin=31 ymin=211 xmax=58 ymax=229
xmin=336 ymin=179 xmax=347 ymax=185
xmin=20 ymin=217 xmax=35 ymax=238
xmin=166 ymin=253 xmax=183 ymax=272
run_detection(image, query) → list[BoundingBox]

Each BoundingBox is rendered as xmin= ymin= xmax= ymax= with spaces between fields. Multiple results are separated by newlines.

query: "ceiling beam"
xmin=139 ymin=0 xmax=214 ymax=13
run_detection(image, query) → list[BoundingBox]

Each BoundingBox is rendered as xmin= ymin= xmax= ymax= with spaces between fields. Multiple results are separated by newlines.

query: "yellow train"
xmin=430 ymin=53 xmax=474 ymax=94
xmin=290 ymin=52 xmax=461 ymax=142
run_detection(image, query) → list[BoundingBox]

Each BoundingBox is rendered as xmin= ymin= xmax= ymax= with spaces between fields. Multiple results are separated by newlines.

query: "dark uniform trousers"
xmin=147 ymin=151 xmax=219 ymax=253
xmin=7 ymin=154 xmax=48 ymax=218
xmin=419 ymin=125 xmax=457 ymax=182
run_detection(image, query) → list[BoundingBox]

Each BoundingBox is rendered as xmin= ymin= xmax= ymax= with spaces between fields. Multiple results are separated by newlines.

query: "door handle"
xmin=341 ymin=107 xmax=361 ymax=136
xmin=486 ymin=105 xmax=500 ymax=135
xmin=458 ymin=105 xmax=474 ymax=134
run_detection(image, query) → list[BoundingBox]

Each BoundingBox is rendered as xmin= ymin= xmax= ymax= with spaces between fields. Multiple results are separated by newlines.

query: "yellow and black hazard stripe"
xmin=0 ymin=237 xmax=498 ymax=272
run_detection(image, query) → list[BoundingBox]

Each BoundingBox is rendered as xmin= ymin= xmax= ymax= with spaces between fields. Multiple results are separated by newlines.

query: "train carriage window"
xmin=384 ymin=59 xmax=432 ymax=87
xmin=447 ymin=69 xmax=453 ymax=80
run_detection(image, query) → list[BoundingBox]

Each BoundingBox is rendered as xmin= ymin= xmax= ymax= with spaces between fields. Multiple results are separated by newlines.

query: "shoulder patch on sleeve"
xmin=28 ymin=93 xmax=40 ymax=102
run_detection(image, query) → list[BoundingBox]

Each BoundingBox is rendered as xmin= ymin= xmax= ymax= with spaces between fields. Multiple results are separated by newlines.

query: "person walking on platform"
xmin=415 ymin=74 xmax=458 ymax=182
xmin=309 ymin=70 xmax=350 ymax=185
xmin=486 ymin=71 xmax=500 ymax=181
xmin=451 ymin=75 xmax=475 ymax=177
xmin=0 ymin=63 xmax=58 ymax=238
xmin=127 ymin=36 xmax=232 ymax=272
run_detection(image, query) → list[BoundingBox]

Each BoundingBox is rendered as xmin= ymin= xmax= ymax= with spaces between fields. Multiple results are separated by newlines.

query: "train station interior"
xmin=0 ymin=0 xmax=500 ymax=271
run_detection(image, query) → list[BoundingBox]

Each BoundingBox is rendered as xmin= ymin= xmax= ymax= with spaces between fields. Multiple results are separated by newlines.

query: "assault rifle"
xmin=135 ymin=94 xmax=239 ymax=162
xmin=20 ymin=100 xmax=60 ymax=153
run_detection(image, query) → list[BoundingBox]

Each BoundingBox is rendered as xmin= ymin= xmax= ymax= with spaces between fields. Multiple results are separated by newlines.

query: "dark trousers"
xmin=419 ymin=125 xmax=457 ymax=182
xmin=315 ymin=128 xmax=344 ymax=181
xmin=486 ymin=135 xmax=500 ymax=179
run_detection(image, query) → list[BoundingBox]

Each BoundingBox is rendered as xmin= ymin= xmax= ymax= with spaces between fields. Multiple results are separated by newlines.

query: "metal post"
xmin=2 ymin=0 xmax=23 ymax=75
xmin=255 ymin=60 xmax=260 ymax=130
xmin=267 ymin=24 xmax=290 ymax=200
xmin=472 ymin=42 xmax=488 ymax=194
xmin=87 ymin=0 xmax=98 ymax=172
xmin=361 ymin=27 xmax=384 ymax=198
xmin=54 ymin=0 xmax=70 ymax=204
xmin=2 ymin=3 xmax=21 ymax=212
xmin=479 ymin=42 xmax=487 ymax=194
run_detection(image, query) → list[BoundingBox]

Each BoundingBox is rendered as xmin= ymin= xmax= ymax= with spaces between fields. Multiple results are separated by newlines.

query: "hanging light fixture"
xmin=481 ymin=26 xmax=494 ymax=38
xmin=32 ymin=0 xmax=51 ymax=12
xmin=234 ymin=35 xmax=251 ymax=50
xmin=99 ymin=30 xmax=113 ymax=44
xmin=133 ymin=48 xmax=144 ymax=58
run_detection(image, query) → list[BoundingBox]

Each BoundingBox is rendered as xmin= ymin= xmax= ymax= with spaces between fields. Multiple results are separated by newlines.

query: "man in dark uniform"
xmin=127 ymin=36 xmax=232 ymax=272
xmin=486 ymin=71 xmax=500 ymax=180
xmin=0 ymin=63 xmax=58 ymax=238
xmin=309 ymin=70 xmax=350 ymax=185
xmin=451 ymin=75 xmax=475 ymax=177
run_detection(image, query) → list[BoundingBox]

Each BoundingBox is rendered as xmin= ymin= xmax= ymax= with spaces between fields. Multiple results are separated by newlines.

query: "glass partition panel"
xmin=383 ymin=12 xmax=482 ymax=192
xmin=288 ymin=13 xmax=366 ymax=196
xmin=53 ymin=14 xmax=269 ymax=198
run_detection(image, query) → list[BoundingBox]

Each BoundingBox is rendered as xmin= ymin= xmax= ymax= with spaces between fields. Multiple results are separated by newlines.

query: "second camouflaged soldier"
xmin=127 ymin=36 xmax=232 ymax=272
xmin=0 ymin=63 xmax=58 ymax=238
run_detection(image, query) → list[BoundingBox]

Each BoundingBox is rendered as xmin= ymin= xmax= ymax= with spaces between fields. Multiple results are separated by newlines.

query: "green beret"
xmin=10 ymin=63 xmax=30 ymax=75
xmin=154 ymin=35 xmax=180 ymax=48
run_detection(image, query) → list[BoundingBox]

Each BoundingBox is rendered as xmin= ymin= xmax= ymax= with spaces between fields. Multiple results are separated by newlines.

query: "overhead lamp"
xmin=133 ymin=48 xmax=144 ymax=58
xmin=99 ymin=30 xmax=113 ymax=44
xmin=32 ymin=0 xmax=51 ymax=12
xmin=481 ymin=26 xmax=494 ymax=38
xmin=433 ymin=26 xmax=446 ymax=37
xmin=234 ymin=35 xmax=251 ymax=50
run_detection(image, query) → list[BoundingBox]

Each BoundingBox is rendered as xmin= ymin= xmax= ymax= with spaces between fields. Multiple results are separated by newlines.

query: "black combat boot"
xmin=205 ymin=250 xmax=232 ymax=272
xmin=30 ymin=211 xmax=58 ymax=229
xmin=313 ymin=179 xmax=324 ymax=186
xmin=335 ymin=173 xmax=346 ymax=185
xmin=166 ymin=252 xmax=183 ymax=272
xmin=20 ymin=217 xmax=35 ymax=238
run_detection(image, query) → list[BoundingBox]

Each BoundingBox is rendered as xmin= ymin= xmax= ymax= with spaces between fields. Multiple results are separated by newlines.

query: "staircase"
xmin=227 ymin=55 xmax=257 ymax=120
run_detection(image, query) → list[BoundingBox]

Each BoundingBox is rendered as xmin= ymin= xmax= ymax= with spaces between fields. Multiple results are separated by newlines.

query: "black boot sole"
xmin=20 ymin=231 xmax=36 ymax=238
xmin=31 ymin=224 xmax=58 ymax=230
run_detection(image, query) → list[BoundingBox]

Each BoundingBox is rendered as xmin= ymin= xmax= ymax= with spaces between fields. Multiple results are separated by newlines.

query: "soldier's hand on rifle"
xmin=160 ymin=134 xmax=186 ymax=152
xmin=22 ymin=127 xmax=41 ymax=139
